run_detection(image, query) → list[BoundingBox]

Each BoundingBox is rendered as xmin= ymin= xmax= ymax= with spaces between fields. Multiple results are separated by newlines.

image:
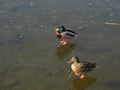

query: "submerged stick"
xmin=104 ymin=22 xmax=120 ymax=26
xmin=67 ymin=71 xmax=73 ymax=80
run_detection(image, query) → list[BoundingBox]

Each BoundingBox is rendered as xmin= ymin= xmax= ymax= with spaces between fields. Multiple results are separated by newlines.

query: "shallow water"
xmin=0 ymin=0 xmax=120 ymax=90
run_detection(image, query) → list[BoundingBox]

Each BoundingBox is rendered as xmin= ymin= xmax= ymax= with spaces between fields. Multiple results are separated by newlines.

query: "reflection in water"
xmin=71 ymin=77 xmax=96 ymax=90
xmin=55 ymin=43 xmax=76 ymax=59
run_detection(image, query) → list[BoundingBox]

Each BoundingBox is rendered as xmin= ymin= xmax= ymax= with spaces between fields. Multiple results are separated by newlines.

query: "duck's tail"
xmin=87 ymin=63 xmax=96 ymax=71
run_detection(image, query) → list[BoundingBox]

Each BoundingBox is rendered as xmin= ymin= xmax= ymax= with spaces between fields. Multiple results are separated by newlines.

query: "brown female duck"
xmin=68 ymin=56 xmax=96 ymax=79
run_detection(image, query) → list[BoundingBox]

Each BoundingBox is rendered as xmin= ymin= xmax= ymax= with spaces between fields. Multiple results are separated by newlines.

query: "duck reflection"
xmin=55 ymin=43 xmax=76 ymax=59
xmin=71 ymin=77 xmax=96 ymax=90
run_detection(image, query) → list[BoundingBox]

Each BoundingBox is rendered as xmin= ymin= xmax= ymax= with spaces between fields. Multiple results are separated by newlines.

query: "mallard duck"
xmin=68 ymin=56 xmax=96 ymax=79
xmin=55 ymin=25 xmax=78 ymax=45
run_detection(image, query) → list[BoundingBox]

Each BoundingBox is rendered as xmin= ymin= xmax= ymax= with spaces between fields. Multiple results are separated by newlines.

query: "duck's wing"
xmin=65 ymin=30 xmax=77 ymax=35
xmin=61 ymin=31 xmax=77 ymax=39
xmin=80 ymin=61 xmax=96 ymax=73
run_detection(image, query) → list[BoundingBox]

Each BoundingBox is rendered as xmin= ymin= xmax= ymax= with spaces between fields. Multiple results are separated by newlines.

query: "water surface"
xmin=0 ymin=0 xmax=120 ymax=90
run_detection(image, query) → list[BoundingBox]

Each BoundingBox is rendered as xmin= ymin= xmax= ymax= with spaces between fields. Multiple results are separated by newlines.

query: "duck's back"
xmin=65 ymin=30 xmax=77 ymax=34
xmin=80 ymin=61 xmax=96 ymax=73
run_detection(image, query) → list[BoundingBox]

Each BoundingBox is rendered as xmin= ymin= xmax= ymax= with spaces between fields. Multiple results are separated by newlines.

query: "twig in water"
xmin=104 ymin=22 xmax=120 ymax=26
xmin=67 ymin=71 xmax=73 ymax=80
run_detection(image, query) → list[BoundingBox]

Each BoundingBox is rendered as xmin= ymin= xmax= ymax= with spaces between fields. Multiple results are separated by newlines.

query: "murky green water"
xmin=0 ymin=0 xmax=120 ymax=90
